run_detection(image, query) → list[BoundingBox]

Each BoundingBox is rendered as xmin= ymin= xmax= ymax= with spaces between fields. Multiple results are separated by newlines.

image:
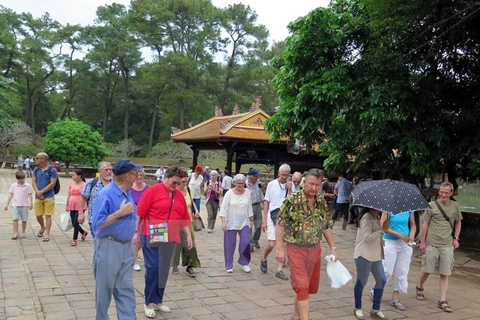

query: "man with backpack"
xmin=32 ymin=152 xmax=59 ymax=242
xmin=78 ymin=161 xmax=113 ymax=238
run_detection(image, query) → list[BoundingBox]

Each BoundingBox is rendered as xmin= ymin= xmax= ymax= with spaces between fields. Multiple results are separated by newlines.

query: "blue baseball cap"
xmin=113 ymin=159 xmax=143 ymax=176
xmin=247 ymin=168 xmax=260 ymax=177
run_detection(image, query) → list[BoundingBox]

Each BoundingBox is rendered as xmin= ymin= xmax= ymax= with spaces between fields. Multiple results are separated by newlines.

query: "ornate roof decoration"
xmin=171 ymin=127 xmax=180 ymax=135
xmin=220 ymin=119 xmax=233 ymax=129
xmin=214 ymin=106 xmax=223 ymax=117
xmin=249 ymin=95 xmax=262 ymax=112
xmin=232 ymin=103 xmax=240 ymax=115
xmin=188 ymin=121 xmax=194 ymax=128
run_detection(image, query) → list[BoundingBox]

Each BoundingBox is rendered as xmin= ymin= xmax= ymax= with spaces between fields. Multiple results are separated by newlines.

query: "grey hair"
xmin=279 ymin=163 xmax=291 ymax=173
xmin=98 ymin=161 xmax=111 ymax=171
xmin=233 ymin=173 xmax=246 ymax=182
xmin=304 ymin=168 xmax=324 ymax=180
xmin=210 ymin=170 xmax=218 ymax=177
xmin=440 ymin=181 xmax=454 ymax=193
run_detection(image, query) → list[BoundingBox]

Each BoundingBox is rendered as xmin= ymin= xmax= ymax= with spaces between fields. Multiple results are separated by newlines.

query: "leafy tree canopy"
xmin=44 ymin=118 xmax=109 ymax=168
xmin=266 ymin=0 xmax=480 ymax=187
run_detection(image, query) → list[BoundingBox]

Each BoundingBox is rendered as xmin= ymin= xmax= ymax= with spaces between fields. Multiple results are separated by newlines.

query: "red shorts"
xmin=287 ymin=243 xmax=321 ymax=301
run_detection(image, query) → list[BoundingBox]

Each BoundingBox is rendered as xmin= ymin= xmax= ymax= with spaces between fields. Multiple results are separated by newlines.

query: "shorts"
xmin=34 ymin=198 xmax=56 ymax=216
xmin=422 ymin=245 xmax=454 ymax=276
xmin=267 ymin=211 xmax=276 ymax=241
xmin=12 ymin=206 xmax=29 ymax=221
xmin=287 ymin=243 xmax=321 ymax=301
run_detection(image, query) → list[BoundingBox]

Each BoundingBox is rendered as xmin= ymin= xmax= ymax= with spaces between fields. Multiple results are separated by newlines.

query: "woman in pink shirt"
xmin=66 ymin=169 xmax=88 ymax=246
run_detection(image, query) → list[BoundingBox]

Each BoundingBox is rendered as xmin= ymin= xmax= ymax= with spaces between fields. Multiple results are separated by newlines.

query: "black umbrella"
xmin=352 ymin=179 xmax=431 ymax=214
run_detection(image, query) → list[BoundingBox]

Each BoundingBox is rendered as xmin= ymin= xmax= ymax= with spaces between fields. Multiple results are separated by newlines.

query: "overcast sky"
xmin=2 ymin=0 xmax=330 ymax=42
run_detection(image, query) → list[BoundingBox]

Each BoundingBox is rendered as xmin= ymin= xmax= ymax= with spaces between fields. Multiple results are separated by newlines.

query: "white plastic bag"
xmin=60 ymin=211 xmax=73 ymax=231
xmin=325 ymin=254 xmax=352 ymax=289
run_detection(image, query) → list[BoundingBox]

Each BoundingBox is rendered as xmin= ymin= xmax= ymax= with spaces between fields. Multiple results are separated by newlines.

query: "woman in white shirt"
xmin=220 ymin=174 xmax=254 ymax=273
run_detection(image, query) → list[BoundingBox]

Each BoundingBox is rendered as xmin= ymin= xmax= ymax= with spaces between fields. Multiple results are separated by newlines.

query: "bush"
xmin=107 ymin=139 xmax=140 ymax=158
xmin=150 ymin=141 xmax=192 ymax=163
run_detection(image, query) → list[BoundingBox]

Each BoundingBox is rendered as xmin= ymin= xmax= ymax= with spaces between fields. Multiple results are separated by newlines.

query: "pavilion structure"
xmin=170 ymin=98 xmax=326 ymax=174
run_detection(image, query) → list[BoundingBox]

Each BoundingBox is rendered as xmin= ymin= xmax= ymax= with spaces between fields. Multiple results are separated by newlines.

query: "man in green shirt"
xmin=276 ymin=168 xmax=339 ymax=320
xmin=416 ymin=182 xmax=462 ymax=313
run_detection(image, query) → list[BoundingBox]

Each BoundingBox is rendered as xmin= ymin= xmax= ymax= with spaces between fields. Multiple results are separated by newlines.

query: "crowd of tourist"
xmin=4 ymin=154 xmax=463 ymax=320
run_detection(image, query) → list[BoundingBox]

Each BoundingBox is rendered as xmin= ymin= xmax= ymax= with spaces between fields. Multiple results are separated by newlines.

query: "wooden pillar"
xmin=235 ymin=151 xmax=241 ymax=174
xmin=226 ymin=143 xmax=234 ymax=174
xmin=192 ymin=147 xmax=199 ymax=169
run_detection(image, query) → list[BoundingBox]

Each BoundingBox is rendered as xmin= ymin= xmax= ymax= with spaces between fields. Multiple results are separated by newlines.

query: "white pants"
xmin=383 ymin=239 xmax=413 ymax=293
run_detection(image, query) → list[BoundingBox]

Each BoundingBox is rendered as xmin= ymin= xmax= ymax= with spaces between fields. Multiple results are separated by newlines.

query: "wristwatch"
xmin=453 ymin=236 xmax=459 ymax=241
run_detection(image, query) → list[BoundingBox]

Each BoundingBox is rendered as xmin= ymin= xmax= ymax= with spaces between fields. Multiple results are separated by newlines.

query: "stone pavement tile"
xmin=40 ymin=302 xmax=72 ymax=313
xmin=209 ymin=303 xmax=239 ymax=313
xmin=252 ymin=298 xmax=281 ymax=307
xmin=6 ymin=315 xmax=38 ymax=320
xmin=165 ymin=291 xmax=194 ymax=301
xmin=182 ymin=306 xmax=214 ymax=317
xmin=195 ymin=314 xmax=223 ymax=320
xmin=199 ymin=296 xmax=228 ymax=306
xmin=65 ymin=293 xmax=93 ymax=302
xmin=44 ymin=310 xmax=76 ymax=320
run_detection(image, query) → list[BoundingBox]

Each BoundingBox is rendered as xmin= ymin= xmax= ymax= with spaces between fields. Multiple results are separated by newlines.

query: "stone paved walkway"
xmin=0 ymin=169 xmax=479 ymax=320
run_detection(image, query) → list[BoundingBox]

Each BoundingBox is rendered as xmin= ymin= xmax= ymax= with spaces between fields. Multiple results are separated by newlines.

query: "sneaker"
xmin=254 ymin=242 xmax=260 ymax=249
xmin=260 ymin=260 xmax=268 ymax=273
xmin=172 ymin=266 xmax=179 ymax=275
xmin=275 ymin=270 xmax=289 ymax=281
xmin=152 ymin=303 xmax=171 ymax=313
xmin=133 ymin=264 xmax=141 ymax=271
xmin=207 ymin=229 xmax=212 ymax=233
xmin=241 ymin=264 xmax=251 ymax=273
xmin=226 ymin=269 xmax=234 ymax=273
xmin=186 ymin=267 xmax=196 ymax=277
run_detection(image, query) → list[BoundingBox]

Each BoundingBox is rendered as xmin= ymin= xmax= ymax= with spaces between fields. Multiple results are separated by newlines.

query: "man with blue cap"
xmin=91 ymin=159 xmax=142 ymax=320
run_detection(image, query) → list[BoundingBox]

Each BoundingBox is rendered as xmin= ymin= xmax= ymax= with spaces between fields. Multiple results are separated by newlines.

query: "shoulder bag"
xmin=148 ymin=194 xmax=174 ymax=246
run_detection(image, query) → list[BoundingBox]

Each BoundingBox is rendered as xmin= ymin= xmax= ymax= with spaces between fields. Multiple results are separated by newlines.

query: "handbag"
xmin=270 ymin=186 xmax=288 ymax=225
xmin=434 ymin=200 xmax=455 ymax=236
xmin=148 ymin=195 xmax=174 ymax=246
xmin=60 ymin=211 xmax=73 ymax=231
xmin=187 ymin=186 xmax=205 ymax=231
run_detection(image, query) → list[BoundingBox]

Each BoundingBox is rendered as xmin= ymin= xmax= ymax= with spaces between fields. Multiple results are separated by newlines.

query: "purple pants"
xmin=224 ymin=226 xmax=251 ymax=270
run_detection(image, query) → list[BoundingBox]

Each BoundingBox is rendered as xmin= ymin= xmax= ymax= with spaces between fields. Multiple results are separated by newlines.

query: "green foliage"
xmin=13 ymin=143 xmax=41 ymax=157
xmin=43 ymin=118 xmax=109 ymax=167
xmin=106 ymin=139 xmax=140 ymax=158
xmin=266 ymin=0 xmax=480 ymax=185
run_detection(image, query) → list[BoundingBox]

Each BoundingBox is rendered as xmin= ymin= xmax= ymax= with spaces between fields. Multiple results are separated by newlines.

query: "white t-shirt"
xmin=155 ymin=168 xmax=165 ymax=181
xmin=219 ymin=189 xmax=253 ymax=230
xmin=188 ymin=174 xmax=204 ymax=199
xmin=264 ymin=179 xmax=288 ymax=212
xmin=222 ymin=175 xmax=233 ymax=190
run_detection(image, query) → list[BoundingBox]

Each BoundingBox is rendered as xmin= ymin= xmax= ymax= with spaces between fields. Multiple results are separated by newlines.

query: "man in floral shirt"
xmin=276 ymin=168 xmax=339 ymax=320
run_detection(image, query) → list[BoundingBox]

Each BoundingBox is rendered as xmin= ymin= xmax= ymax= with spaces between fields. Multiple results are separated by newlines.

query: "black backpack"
xmin=34 ymin=166 xmax=61 ymax=194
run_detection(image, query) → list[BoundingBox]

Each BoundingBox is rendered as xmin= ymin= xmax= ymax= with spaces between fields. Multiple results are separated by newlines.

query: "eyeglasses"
xmin=292 ymin=181 xmax=301 ymax=184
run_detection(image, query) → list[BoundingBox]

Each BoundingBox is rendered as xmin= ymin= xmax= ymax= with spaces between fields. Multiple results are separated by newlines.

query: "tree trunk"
xmin=148 ymin=95 xmax=159 ymax=155
xmin=178 ymin=97 xmax=185 ymax=130
xmin=220 ymin=41 xmax=238 ymax=112
xmin=445 ymin=160 xmax=458 ymax=193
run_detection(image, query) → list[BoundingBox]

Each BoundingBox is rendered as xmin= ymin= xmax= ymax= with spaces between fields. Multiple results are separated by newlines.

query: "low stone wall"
xmin=460 ymin=211 xmax=480 ymax=250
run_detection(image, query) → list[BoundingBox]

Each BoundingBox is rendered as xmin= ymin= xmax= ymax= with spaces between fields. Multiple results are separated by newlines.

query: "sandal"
xmin=370 ymin=310 xmax=387 ymax=319
xmin=415 ymin=285 xmax=425 ymax=301
xmin=390 ymin=299 xmax=406 ymax=311
xmin=37 ymin=228 xmax=45 ymax=237
xmin=438 ymin=300 xmax=453 ymax=313
xmin=81 ymin=232 xmax=88 ymax=242
xmin=43 ymin=237 xmax=50 ymax=242
xmin=70 ymin=240 xmax=77 ymax=246
xmin=11 ymin=235 xmax=19 ymax=240
xmin=290 ymin=315 xmax=301 ymax=320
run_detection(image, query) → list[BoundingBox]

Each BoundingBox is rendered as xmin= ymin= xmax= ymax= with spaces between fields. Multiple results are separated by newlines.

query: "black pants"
xmin=332 ymin=202 xmax=349 ymax=229
xmin=70 ymin=210 xmax=85 ymax=240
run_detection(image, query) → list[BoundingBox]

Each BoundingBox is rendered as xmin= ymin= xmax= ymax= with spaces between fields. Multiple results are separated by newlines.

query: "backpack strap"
xmin=89 ymin=177 xmax=99 ymax=196
xmin=434 ymin=200 xmax=454 ymax=230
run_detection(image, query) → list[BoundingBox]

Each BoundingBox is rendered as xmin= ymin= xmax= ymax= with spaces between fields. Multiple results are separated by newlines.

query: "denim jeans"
xmin=354 ymin=257 xmax=386 ymax=310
